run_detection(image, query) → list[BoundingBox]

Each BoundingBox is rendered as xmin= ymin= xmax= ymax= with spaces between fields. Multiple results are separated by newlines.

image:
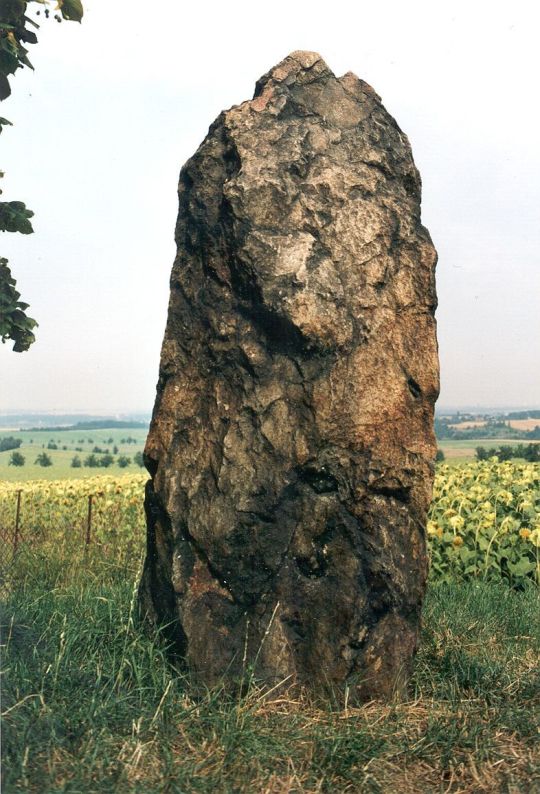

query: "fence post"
xmin=85 ymin=494 xmax=93 ymax=549
xmin=14 ymin=489 xmax=22 ymax=555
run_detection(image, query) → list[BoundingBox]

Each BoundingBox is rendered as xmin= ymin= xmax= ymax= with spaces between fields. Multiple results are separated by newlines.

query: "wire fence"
xmin=0 ymin=482 xmax=147 ymax=592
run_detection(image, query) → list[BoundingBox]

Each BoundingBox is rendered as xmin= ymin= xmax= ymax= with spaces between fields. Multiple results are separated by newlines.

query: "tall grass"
xmin=2 ymin=549 xmax=539 ymax=793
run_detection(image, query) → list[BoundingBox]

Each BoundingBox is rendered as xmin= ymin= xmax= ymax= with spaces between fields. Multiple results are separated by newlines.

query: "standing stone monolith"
xmin=139 ymin=51 xmax=439 ymax=701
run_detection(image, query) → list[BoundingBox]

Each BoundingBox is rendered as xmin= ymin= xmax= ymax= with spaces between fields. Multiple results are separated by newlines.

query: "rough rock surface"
xmin=140 ymin=51 xmax=439 ymax=701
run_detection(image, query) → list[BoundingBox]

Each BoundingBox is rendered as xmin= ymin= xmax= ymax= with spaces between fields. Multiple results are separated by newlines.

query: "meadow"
xmin=0 ymin=427 xmax=147 ymax=482
xmin=1 ymin=460 xmax=539 ymax=792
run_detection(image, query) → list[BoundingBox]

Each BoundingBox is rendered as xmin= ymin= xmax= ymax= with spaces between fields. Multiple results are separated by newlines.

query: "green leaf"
xmin=507 ymin=558 xmax=535 ymax=577
xmin=0 ymin=116 xmax=12 ymax=133
xmin=18 ymin=50 xmax=34 ymax=70
xmin=0 ymin=46 xmax=20 ymax=78
xmin=59 ymin=0 xmax=84 ymax=23
xmin=0 ymin=73 xmax=11 ymax=101
xmin=0 ymin=200 xmax=35 ymax=233
xmin=0 ymin=257 xmax=38 ymax=351
xmin=1 ymin=0 xmax=26 ymax=18
xmin=19 ymin=29 xmax=38 ymax=44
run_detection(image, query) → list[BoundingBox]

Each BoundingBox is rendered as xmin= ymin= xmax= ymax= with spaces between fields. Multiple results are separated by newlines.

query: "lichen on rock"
xmin=139 ymin=51 xmax=439 ymax=701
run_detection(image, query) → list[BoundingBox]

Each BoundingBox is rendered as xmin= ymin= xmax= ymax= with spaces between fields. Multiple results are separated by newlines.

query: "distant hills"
xmin=0 ymin=413 xmax=151 ymax=430
xmin=26 ymin=420 xmax=150 ymax=432
xmin=435 ymin=409 xmax=540 ymax=441
xmin=2 ymin=408 xmax=539 ymax=435
xmin=436 ymin=406 xmax=540 ymax=417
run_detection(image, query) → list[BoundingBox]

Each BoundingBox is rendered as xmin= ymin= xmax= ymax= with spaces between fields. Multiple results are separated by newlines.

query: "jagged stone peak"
xmin=253 ymin=50 xmax=333 ymax=97
xmin=249 ymin=52 xmax=380 ymax=119
xmin=286 ymin=50 xmax=325 ymax=68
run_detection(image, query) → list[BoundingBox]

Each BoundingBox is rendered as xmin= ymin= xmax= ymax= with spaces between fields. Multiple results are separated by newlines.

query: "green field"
xmin=439 ymin=437 xmax=540 ymax=462
xmin=0 ymin=427 xmax=148 ymax=482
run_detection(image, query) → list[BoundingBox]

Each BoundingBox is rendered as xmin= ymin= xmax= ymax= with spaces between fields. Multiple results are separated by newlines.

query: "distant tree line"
xmin=6 ymin=450 xmax=145 ymax=468
xmin=506 ymin=410 xmax=540 ymax=420
xmin=72 ymin=451 xmax=145 ymax=469
xmin=436 ymin=417 xmax=540 ymax=441
xmin=26 ymin=421 xmax=148 ymax=432
xmin=475 ymin=444 xmax=540 ymax=463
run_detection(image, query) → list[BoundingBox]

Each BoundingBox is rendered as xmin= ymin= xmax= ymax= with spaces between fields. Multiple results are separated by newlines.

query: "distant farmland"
xmin=448 ymin=419 xmax=540 ymax=432
xmin=508 ymin=418 xmax=540 ymax=431
xmin=439 ymin=437 xmax=540 ymax=461
xmin=0 ymin=426 xmax=148 ymax=482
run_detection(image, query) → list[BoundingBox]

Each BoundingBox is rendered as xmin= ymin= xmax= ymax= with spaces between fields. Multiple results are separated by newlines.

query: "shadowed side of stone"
xmin=139 ymin=51 xmax=439 ymax=702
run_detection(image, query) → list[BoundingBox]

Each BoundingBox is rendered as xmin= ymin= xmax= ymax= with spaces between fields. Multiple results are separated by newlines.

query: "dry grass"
xmin=442 ymin=445 xmax=479 ymax=459
xmin=447 ymin=421 xmax=487 ymax=430
xmin=2 ymin=555 xmax=539 ymax=793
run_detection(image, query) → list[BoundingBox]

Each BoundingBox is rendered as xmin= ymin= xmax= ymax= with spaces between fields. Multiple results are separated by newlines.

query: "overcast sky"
xmin=1 ymin=0 xmax=539 ymax=413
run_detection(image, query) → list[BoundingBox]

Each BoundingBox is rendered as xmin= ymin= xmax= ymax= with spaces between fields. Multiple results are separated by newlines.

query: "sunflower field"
xmin=428 ymin=459 xmax=539 ymax=586
xmin=1 ymin=460 xmax=539 ymax=587
xmin=0 ymin=474 xmax=148 ymax=572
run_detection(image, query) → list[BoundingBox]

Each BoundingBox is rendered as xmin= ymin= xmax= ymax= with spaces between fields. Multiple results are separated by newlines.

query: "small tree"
xmin=9 ymin=450 xmax=25 ymax=466
xmin=98 ymin=454 xmax=114 ymax=468
xmin=524 ymin=444 xmax=540 ymax=463
xmin=0 ymin=436 xmax=22 ymax=451
xmin=133 ymin=451 xmax=145 ymax=468
xmin=435 ymin=449 xmax=445 ymax=463
xmin=475 ymin=446 xmax=488 ymax=461
xmin=84 ymin=453 xmax=99 ymax=468
xmin=35 ymin=452 xmax=52 ymax=466
xmin=117 ymin=455 xmax=131 ymax=468
xmin=71 ymin=455 xmax=82 ymax=468
xmin=497 ymin=445 xmax=514 ymax=462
